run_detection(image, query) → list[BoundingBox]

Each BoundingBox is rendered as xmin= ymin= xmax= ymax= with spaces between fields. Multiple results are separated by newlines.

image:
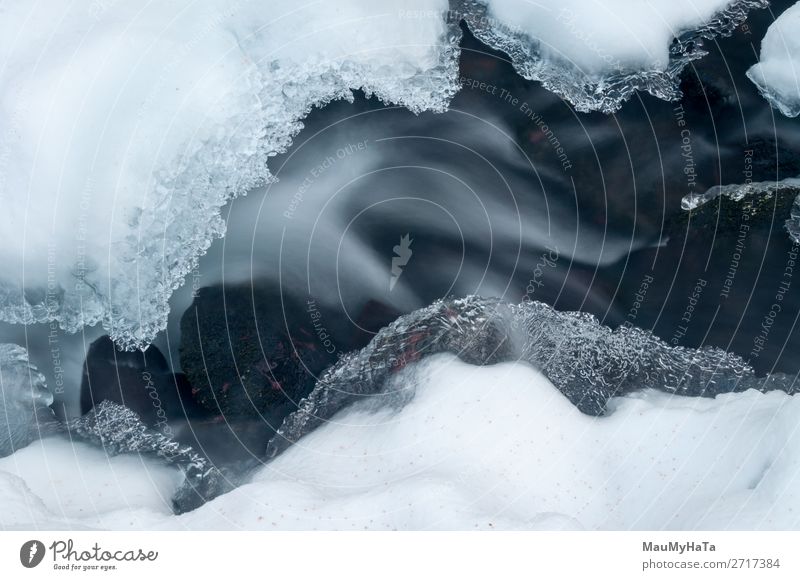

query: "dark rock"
xmin=171 ymin=416 xmax=275 ymax=465
xmin=671 ymin=182 xmax=800 ymax=236
xmin=179 ymin=284 xmax=339 ymax=423
xmin=80 ymin=336 xmax=201 ymax=430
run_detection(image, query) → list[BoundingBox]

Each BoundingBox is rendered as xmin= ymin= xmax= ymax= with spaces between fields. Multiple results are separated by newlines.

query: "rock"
xmin=179 ymin=284 xmax=338 ymax=423
xmin=80 ymin=336 xmax=201 ymax=430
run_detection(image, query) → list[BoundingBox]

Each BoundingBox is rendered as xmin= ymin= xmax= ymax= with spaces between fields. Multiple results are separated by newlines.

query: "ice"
xmin=747 ymin=2 xmax=800 ymax=117
xmin=61 ymin=401 xmax=234 ymax=512
xmin=457 ymin=0 xmax=768 ymax=112
xmin=0 ymin=0 xmax=767 ymax=350
xmin=267 ymin=296 xmax=792 ymax=457
xmin=681 ymin=178 xmax=800 ymax=242
xmin=1 ymin=340 xmax=232 ymax=513
xmin=0 ymin=0 xmax=458 ymax=351
xmin=0 ymin=470 xmax=59 ymax=530
xmin=0 ymin=344 xmax=57 ymax=458
xmin=789 ymin=194 xmax=800 ymax=243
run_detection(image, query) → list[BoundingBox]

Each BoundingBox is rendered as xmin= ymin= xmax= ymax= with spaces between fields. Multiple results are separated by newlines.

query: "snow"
xmin=0 ymin=438 xmax=180 ymax=530
xmin=0 ymin=0 xmax=456 ymax=350
xmin=484 ymin=0 xmax=733 ymax=73
xmin=2 ymin=355 xmax=799 ymax=530
xmin=0 ymin=0 xmax=765 ymax=350
xmin=461 ymin=0 xmax=767 ymax=112
xmin=747 ymin=2 xmax=800 ymax=117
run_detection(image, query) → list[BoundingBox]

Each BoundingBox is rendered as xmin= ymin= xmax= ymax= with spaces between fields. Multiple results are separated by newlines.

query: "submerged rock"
xmin=677 ymin=137 xmax=800 ymax=243
xmin=171 ymin=287 xmax=403 ymax=464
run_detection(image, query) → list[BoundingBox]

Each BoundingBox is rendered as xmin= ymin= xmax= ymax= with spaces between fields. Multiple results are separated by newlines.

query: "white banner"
xmin=1 ymin=531 xmax=798 ymax=579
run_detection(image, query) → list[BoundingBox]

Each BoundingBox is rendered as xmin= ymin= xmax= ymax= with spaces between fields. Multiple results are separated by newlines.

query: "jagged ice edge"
xmin=453 ymin=0 xmax=769 ymax=113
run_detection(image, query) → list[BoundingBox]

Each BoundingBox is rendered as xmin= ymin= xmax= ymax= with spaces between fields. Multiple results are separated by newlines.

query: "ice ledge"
xmin=456 ymin=0 xmax=769 ymax=113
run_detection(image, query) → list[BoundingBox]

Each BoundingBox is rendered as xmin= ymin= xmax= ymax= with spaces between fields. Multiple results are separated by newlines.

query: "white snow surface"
xmin=747 ymin=1 xmax=800 ymax=117
xmin=0 ymin=0 xmax=760 ymax=350
xmin=2 ymin=355 xmax=799 ymax=531
xmin=0 ymin=438 xmax=180 ymax=530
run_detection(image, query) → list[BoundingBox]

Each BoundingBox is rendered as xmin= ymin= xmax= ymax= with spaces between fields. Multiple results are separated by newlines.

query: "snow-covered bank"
xmin=0 ymin=0 xmax=767 ymax=351
xmin=0 ymin=439 xmax=179 ymax=530
xmin=2 ymin=355 xmax=799 ymax=531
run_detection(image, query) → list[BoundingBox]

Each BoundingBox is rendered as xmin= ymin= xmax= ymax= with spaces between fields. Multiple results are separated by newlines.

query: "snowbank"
xmin=2 ymin=355 xmax=799 ymax=530
xmin=747 ymin=2 xmax=800 ymax=117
